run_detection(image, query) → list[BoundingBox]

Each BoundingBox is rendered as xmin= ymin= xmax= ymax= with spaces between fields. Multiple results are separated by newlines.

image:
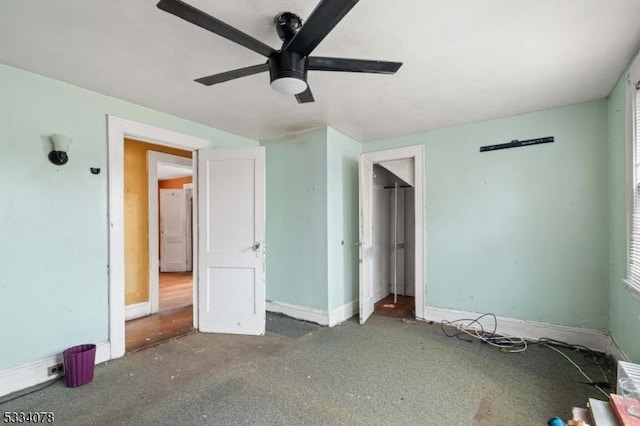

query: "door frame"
xmin=107 ymin=116 xmax=210 ymax=360
xmin=148 ymin=152 xmax=193 ymax=314
xmin=361 ymin=145 xmax=425 ymax=320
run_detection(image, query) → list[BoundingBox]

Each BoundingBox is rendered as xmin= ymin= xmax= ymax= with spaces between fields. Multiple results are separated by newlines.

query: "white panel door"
xmin=359 ymin=155 xmax=375 ymax=324
xmin=198 ymin=147 xmax=265 ymax=335
xmin=160 ymin=189 xmax=188 ymax=272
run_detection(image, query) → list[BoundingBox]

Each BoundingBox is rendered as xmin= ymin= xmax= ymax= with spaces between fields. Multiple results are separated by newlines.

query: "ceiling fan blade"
xmin=284 ymin=0 xmax=359 ymax=57
xmin=157 ymin=0 xmax=275 ymax=58
xmin=295 ymin=86 xmax=315 ymax=103
xmin=308 ymin=57 xmax=402 ymax=74
xmin=194 ymin=63 xmax=269 ymax=86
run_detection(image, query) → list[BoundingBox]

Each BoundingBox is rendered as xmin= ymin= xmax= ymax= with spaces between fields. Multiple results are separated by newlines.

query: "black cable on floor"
xmin=537 ymin=338 xmax=615 ymax=381
xmin=0 ymin=377 xmax=62 ymax=405
xmin=537 ymin=338 xmax=613 ymax=399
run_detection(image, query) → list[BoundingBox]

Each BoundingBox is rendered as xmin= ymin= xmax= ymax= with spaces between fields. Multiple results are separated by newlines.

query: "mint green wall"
xmin=608 ymin=66 xmax=640 ymax=362
xmin=0 ymin=64 xmax=256 ymax=371
xmin=261 ymin=127 xmax=360 ymax=314
xmin=260 ymin=129 xmax=329 ymax=311
xmin=364 ymin=101 xmax=610 ymax=330
xmin=5 ymin=55 xmax=637 ymax=371
xmin=326 ymin=128 xmax=361 ymax=310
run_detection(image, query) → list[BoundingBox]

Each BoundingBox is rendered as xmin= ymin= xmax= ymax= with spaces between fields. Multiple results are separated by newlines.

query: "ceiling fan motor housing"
xmin=268 ymin=50 xmax=307 ymax=85
xmin=275 ymin=12 xmax=302 ymax=42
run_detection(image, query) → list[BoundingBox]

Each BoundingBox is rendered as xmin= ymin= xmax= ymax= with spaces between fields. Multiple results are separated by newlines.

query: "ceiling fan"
xmin=156 ymin=0 xmax=402 ymax=103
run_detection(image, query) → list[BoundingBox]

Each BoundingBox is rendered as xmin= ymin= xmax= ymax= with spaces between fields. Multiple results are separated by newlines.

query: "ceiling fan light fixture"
xmin=270 ymin=77 xmax=307 ymax=95
xmin=158 ymin=0 xmax=402 ymax=104
xmin=268 ymin=51 xmax=308 ymax=95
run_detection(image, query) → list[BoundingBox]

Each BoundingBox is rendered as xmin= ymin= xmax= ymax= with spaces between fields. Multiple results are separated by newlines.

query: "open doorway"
xmin=108 ymin=116 xmax=267 ymax=361
xmin=358 ymin=145 xmax=425 ymax=325
xmin=123 ymin=141 xmax=195 ymax=352
xmin=371 ymin=164 xmax=415 ymax=319
xmin=157 ymin=162 xmax=194 ymax=318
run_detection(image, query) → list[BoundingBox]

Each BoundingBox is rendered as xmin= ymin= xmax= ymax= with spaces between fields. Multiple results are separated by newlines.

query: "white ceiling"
xmin=1 ymin=1 xmax=639 ymax=142
xmin=158 ymin=164 xmax=192 ymax=180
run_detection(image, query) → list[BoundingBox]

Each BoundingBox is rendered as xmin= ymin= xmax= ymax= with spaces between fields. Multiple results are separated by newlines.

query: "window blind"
xmin=628 ymin=81 xmax=640 ymax=292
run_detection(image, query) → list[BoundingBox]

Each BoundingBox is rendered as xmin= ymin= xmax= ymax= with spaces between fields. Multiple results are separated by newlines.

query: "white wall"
xmin=372 ymin=183 xmax=391 ymax=302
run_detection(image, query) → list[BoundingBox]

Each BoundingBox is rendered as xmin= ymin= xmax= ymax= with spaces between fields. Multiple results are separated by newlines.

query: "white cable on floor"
xmin=441 ymin=313 xmax=528 ymax=353
xmin=545 ymin=344 xmax=610 ymax=399
xmin=454 ymin=322 xmax=528 ymax=353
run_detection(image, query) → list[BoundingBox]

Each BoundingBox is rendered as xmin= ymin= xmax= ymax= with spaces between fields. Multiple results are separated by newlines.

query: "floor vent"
xmin=617 ymin=360 xmax=640 ymax=392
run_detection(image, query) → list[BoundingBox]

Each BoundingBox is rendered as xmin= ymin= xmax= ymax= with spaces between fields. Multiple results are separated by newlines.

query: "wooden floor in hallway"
xmin=374 ymin=294 xmax=415 ymax=319
xmin=159 ymin=271 xmax=193 ymax=311
xmin=125 ymin=272 xmax=194 ymax=352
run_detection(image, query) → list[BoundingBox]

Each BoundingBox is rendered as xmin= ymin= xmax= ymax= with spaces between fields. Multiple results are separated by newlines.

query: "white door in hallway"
xmin=197 ymin=147 xmax=266 ymax=335
xmin=159 ymin=189 xmax=190 ymax=272
xmin=359 ymin=155 xmax=375 ymax=324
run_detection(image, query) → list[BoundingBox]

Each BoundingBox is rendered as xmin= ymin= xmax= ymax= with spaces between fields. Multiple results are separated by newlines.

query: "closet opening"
xmin=371 ymin=163 xmax=415 ymax=319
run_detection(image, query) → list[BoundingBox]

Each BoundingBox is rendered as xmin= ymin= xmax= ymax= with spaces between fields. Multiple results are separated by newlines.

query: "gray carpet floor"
xmin=0 ymin=314 xmax=615 ymax=425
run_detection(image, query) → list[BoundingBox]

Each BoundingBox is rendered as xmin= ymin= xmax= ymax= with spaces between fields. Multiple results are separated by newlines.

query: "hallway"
xmin=125 ymin=272 xmax=194 ymax=352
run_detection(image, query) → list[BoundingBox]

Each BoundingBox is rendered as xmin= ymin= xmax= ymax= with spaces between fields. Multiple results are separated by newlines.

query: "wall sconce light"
xmin=48 ymin=134 xmax=72 ymax=165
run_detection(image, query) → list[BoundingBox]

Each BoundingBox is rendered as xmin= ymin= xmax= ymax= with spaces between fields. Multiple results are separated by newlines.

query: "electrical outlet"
xmin=48 ymin=364 xmax=64 ymax=376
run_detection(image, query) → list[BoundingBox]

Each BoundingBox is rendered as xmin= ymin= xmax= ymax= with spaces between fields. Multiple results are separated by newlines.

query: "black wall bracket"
xmin=480 ymin=136 xmax=554 ymax=152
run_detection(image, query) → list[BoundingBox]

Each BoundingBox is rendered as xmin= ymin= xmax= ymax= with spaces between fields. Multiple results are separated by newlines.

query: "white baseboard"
xmin=125 ymin=301 xmax=150 ymax=321
xmin=608 ymin=335 xmax=631 ymax=362
xmin=266 ymin=301 xmax=329 ymax=326
xmin=374 ymin=287 xmax=389 ymax=304
xmin=424 ymin=306 xmax=612 ymax=353
xmin=0 ymin=341 xmax=111 ymax=398
xmin=329 ymin=300 xmax=358 ymax=327
xmin=266 ymin=300 xmax=358 ymax=327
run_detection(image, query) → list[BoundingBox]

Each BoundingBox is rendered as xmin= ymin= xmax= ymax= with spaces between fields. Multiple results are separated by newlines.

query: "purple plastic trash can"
xmin=62 ymin=344 xmax=96 ymax=388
